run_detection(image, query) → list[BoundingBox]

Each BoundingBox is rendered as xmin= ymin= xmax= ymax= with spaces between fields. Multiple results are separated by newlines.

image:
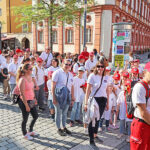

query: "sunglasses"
xmin=97 ymin=65 xmax=104 ymax=68
xmin=65 ymin=63 xmax=72 ymax=66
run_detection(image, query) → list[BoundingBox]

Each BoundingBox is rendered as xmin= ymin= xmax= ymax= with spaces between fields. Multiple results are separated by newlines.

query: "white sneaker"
xmin=28 ymin=131 xmax=39 ymax=136
xmin=24 ymin=133 xmax=34 ymax=140
xmin=99 ymin=127 xmax=103 ymax=132
xmin=84 ymin=128 xmax=88 ymax=135
xmin=4 ymin=94 xmax=7 ymax=99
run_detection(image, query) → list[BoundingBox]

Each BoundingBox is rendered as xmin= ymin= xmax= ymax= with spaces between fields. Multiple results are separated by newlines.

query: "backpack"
xmin=125 ymin=81 xmax=149 ymax=119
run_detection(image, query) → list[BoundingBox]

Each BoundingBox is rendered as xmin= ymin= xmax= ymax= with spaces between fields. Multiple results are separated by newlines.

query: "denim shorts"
xmin=48 ymin=100 xmax=54 ymax=109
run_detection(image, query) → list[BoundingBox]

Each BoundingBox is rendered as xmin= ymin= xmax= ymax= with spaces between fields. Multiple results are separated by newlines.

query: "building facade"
xmin=32 ymin=0 xmax=150 ymax=59
xmin=0 ymin=0 xmax=32 ymax=49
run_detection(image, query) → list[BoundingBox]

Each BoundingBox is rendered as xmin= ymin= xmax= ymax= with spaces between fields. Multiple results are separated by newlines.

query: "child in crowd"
xmin=116 ymin=79 xmax=132 ymax=142
xmin=109 ymin=72 xmax=121 ymax=129
xmin=70 ymin=67 xmax=85 ymax=127
xmin=104 ymin=83 xmax=116 ymax=132
xmin=47 ymin=71 xmax=55 ymax=121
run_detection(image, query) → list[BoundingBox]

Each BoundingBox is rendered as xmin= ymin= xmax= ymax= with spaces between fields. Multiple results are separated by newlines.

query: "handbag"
xmin=12 ymin=94 xmax=20 ymax=104
xmin=27 ymin=100 xmax=36 ymax=109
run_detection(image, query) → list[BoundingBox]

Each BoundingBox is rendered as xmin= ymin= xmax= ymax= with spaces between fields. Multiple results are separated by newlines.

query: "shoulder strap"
xmin=45 ymin=53 xmax=50 ymax=64
xmin=66 ymin=73 xmax=69 ymax=86
xmin=91 ymin=74 xmax=104 ymax=100
xmin=139 ymin=81 xmax=149 ymax=104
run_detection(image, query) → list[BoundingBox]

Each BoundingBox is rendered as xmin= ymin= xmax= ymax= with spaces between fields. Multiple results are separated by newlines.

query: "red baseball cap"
xmin=106 ymin=66 xmax=111 ymax=71
xmin=48 ymin=71 xmax=53 ymax=77
xmin=144 ymin=62 xmax=150 ymax=72
xmin=0 ymin=50 xmax=1 ymax=55
xmin=26 ymin=48 xmax=30 ymax=52
xmin=89 ymin=52 xmax=94 ymax=56
xmin=122 ymin=71 xmax=129 ymax=78
xmin=124 ymin=79 xmax=132 ymax=86
xmin=13 ymin=55 xmax=18 ymax=59
xmin=78 ymin=55 xmax=85 ymax=60
xmin=113 ymin=73 xmax=120 ymax=80
xmin=134 ymin=59 xmax=140 ymax=63
xmin=131 ymin=67 xmax=139 ymax=74
xmin=36 ymin=57 xmax=43 ymax=62
xmin=80 ymin=82 xmax=87 ymax=88
xmin=16 ymin=49 xmax=23 ymax=53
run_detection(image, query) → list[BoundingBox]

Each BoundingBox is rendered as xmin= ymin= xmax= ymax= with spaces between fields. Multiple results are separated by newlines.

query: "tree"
xmin=13 ymin=0 xmax=94 ymax=51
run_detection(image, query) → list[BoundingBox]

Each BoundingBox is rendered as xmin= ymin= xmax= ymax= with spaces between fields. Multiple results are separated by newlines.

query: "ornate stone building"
xmin=32 ymin=0 xmax=150 ymax=59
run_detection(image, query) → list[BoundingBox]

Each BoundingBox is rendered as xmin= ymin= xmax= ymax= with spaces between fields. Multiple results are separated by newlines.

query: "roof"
xmin=2 ymin=37 xmax=15 ymax=41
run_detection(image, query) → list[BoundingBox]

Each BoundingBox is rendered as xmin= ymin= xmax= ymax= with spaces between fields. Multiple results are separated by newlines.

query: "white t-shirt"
xmin=85 ymin=59 xmax=97 ymax=72
xmin=73 ymin=76 xmax=85 ymax=103
xmin=45 ymin=66 xmax=60 ymax=76
xmin=114 ymin=83 xmax=121 ymax=98
xmin=40 ymin=52 xmax=53 ymax=68
xmin=87 ymin=73 xmax=109 ymax=98
xmin=8 ymin=62 xmax=19 ymax=84
xmin=132 ymin=82 xmax=150 ymax=119
xmin=47 ymin=79 xmax=52 ymax=100
xmin=52 ymin=68 xmax=73 ymax=92
xmin=32 ymin=66 xmax=45 ymax=86
xmin=117 ymin=91 xmax=126 ymax=120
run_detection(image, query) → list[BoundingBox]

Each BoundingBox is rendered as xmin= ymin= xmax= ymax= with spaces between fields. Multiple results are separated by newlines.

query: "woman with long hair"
xmin=84 ymin=56 xmax=110 ymax=146
xmin=16 ymin=63 xmax=38 ymax=140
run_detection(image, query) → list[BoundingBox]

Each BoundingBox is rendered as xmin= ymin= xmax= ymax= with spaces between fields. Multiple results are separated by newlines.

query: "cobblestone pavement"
xmin=0 ymin=85 xmax=130 ymax=150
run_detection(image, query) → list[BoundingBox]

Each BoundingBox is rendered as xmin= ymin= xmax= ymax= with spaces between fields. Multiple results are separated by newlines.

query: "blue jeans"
xmin=48 ymin=100 xmax=54 ymax=109
xmin=10 ymin=84 xmax=16 ymax=94
xmin=120 ymin=119 xmax=126 ymax=134
xmin=54 ymin=103 xmax=69 ymax=129
xmin=70 ymin=102 xmax=81 ymax=121
xmin=126 ymin=121 xmax=131 ymax=136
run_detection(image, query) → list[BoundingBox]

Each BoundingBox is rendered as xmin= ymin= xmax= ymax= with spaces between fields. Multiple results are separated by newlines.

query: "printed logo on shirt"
xmin=104 ymin=80 xmax=107 ymax=83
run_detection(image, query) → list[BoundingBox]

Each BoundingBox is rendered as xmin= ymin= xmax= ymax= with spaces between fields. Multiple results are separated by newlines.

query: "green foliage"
xmin=13 ymin=0 xmax=94 ymax=27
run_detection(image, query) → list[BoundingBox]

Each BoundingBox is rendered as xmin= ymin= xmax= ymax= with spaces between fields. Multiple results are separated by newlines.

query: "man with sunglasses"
xmin=51 ymin=59 xmax=73 ymax=136
xmin=32 ymin=57 xmax=46 ymax=111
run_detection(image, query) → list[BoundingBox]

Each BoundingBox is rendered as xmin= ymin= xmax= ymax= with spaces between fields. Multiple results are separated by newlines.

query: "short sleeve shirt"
xmin=87 ymin=73 xmax=109 ymax=98
xmin=132 ymin=82 xmax=150 ymax=119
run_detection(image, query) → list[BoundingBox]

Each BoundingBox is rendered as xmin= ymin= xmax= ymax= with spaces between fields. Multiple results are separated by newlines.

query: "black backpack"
xmin=125 ymin=81 xmax=149 ymax=119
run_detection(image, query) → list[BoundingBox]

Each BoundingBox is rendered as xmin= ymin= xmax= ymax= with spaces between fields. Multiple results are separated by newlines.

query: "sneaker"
xmin=57 ymin=129 xmax=66 ymax=136
xmin=99 ymin=127 xmax=103 ymax=132
xmin=84 ymin=128 xmax=88 ymax=135
xmin=4 ymin=94 xmax=7 ymax=100
xmin=117 ymin=134 xmax=125 ymax=139
xmin=105 ymin=127 xmax=111 ymax=132
xmin=109 ymin=124 xmax=114 ymax=129
xmin=63 ymin=128 xmax=72 ymax=135
xmin=69 ymin=120 xmax=74 ymax=127
xmin=24 ymin=133 xmax=33 ymax=140
xmin=126 ymin=136 xmax=130 ymax=143
xmin=113 ymin=125 xmax=119 ymax=129
xmin=90 ymin=140 xmax=96 ymax=146
xmin=94 ymin=136 xmax=103 ymax=143
xmin=75 ymin=120 xmax=83 ymax=124
xmin=29 ymin=131 xmax=39 ymax=136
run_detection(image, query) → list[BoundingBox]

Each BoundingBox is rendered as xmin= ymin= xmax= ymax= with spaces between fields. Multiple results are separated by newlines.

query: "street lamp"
xmin=83 ymin=0 xmax=87 ymax=49
xmin=0 ymin=21 xmax=2 ymax=50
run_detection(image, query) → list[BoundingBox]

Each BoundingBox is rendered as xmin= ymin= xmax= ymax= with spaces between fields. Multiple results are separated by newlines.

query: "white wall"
xmin=96 ymin=0 xmax=115 ymax=5
xmin=100 ymin=10 xmax=112 ymax=58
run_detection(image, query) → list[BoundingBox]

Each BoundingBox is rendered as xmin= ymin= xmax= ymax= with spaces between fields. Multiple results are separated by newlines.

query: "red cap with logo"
xmin=89 ymin=52 xmax=94 ymax=56
xmin=122 ymin=71 xmax=129 ymax=78
xmin=124 ymin=79 xmax=132 ymax=86
xmin=144 ymin=62 xmax=150 ymax=72
xmin=16 ymin=49 xmax=23 ymax=53
xmin=36 ymin=57 xmax=43 ymax=62
xmin=113 ymin=73 xmax=120 ymax=80
xmin=78 ymin=55 xmax=85 ymax=60
xmin=131 ymin=67 xmax=139 ymax=74
xmin=134 ymin=59 xmax=140 ymax=63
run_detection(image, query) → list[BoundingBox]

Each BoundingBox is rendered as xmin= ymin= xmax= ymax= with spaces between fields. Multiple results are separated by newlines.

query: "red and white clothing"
xmin=85 ymin=59 xmax=97 ymax=73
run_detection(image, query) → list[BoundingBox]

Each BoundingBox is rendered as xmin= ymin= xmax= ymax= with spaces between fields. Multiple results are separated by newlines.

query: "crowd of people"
xmin=0 ymin=47 xmax=150 ymax=150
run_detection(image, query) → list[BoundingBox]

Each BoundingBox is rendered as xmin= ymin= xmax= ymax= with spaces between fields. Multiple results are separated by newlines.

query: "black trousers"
xmin=18 ymin=99 xmax=39 ymax=135
xmin=88 ymin=97 xmax=107 ymax=142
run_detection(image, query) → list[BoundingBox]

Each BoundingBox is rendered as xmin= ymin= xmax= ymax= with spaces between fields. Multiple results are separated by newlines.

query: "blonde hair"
xmin=16 ymin=64 xmax=30 ymax=83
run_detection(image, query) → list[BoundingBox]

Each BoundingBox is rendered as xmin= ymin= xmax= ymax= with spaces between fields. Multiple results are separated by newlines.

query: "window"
xmin=22 ymin=24 xmax=28 ymax=33
xmin=66 ymin=29 xmax=73 ymax=43
xmin=52 ymin=30 xmax=57 ymax=43
xmin=38 ymin=31 xmax=44 ymax=43
xmin=86 ymin=28 xmax=92 ymax=43
xmin=0 ymin=8 xmax=2 ymax=16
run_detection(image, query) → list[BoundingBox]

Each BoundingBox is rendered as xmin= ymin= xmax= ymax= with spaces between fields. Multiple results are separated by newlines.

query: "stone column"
xmin=58 ymin=22 xmax=64 ymax=54
xmin=94 ymin=8 xmax=102 ymax=53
